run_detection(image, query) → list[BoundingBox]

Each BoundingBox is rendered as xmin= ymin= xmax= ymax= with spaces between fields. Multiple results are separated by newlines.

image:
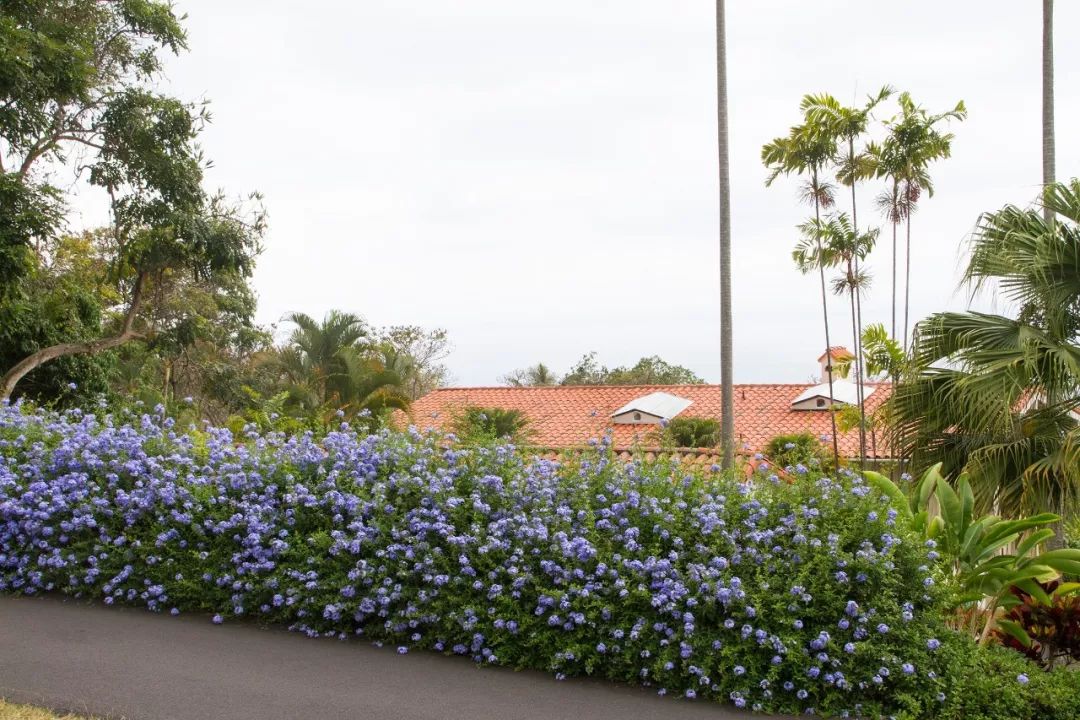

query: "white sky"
xmin=126 ymin=0 xmax=1080 ymax=385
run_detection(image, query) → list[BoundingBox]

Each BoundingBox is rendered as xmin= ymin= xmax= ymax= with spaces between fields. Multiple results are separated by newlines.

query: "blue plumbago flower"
xmin=1016 ymin=674 xmax=1029 ymax=685
xmin=0 ymin=402 xmax=960 ymax=718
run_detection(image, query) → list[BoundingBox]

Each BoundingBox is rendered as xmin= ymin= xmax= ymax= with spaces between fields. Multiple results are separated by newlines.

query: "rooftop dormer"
xmin=611 ymin=392 xmax=692 ymax=425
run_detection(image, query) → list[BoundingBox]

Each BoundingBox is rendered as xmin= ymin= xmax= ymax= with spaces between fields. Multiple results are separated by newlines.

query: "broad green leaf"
xmin=981 ymin=514 xmax=1059 ymax=548
xmin=1014 ymin=529 xmax=1055 ymax=559
xmin=915 ymin=463 xmax=942 ymax=514
xmin=1052 ymin=582 xmax=1080 ymax=598
xmin=995 ymin=619 xmax=1033 ymax=648
xmin=958 ymin=475 xmax=974 ymax=532
xmin=1013 ymin=577 xmax=1053 ymax=605
xmin=863 ymin=471 xmax=913 ymax=520
xmin=936 ymin=479 xmax=964 ymax=543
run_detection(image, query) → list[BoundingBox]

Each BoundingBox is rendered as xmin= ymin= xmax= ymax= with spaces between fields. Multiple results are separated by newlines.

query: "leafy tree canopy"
xmin=559 ymin=353 xmax=705 ymax=386
xmin=1 ymin=0 xmax=265 ymax=400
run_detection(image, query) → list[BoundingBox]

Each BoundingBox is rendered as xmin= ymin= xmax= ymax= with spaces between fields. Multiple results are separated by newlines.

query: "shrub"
xmin=935 ymin=639 xmax=1080 ymax=720
xmin=662 ymin=417 xmax=720 ymax=448
xmin=764 ymin=432 xmax=831 ymax=470
xmin=0 ymin=402 xmax=1069 ymax=718
xmin=451 ymin=405 xmax=532 ymax=443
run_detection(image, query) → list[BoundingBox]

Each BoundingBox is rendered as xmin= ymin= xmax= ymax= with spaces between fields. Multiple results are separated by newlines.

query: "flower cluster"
xmin=0 ymin=402 xmax=955 ymax=717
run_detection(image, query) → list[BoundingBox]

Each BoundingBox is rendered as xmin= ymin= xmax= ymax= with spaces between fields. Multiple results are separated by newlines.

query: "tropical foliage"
xmin=889 ymin=181 xmax=1080 ymax=522
xmin=661 ymin=417 xmax=721 ymax=448
xmin=452 ymin=406 xmax=532 ymax=443
xmin=865 ymin=465 xmax=1080 ymax=651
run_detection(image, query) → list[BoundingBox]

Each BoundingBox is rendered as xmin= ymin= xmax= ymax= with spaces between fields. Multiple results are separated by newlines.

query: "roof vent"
xmin=611 ymin=392 xmax=692 ymax=424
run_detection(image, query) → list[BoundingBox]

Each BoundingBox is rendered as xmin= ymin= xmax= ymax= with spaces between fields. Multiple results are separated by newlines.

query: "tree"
xmin=763 ymin=119 xmax=841 ymax=465
xmin=803 ymin=87 xmax=892 ymax=461
xmin=889 ymin=181 xmax=1080 ymax=533
xmin=0 ymin=1 xmax=264 ymax=400
xmin=0 ymin=232 xmax=116 ymax=405
xmin=715 ymin=0 xmax=734 ymax=470
xmin=1043 ymin=0 xmax=1055 ymax=224
xmin=834 ymin=323 xmax=907 ymax=460
xmin=872 ymin=93 xmax=966 ymax=349
xmin=269 ymin=311 xmax=409 ymax=425
xmin=452 ymin=406 xmax=532 ymax=444
xmin=502 ymin=362 xmax=559 ymax=387
xmin=375 ymin=325 xmax=451 ymax=399
xmin=794 ymin=213 xmax=876 ymax=460
xmin=559 ymin=353 xmax=704 ymax=386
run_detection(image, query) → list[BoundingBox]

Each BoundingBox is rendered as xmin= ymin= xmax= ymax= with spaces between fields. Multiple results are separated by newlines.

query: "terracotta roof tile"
xmin=397 ymin=383 xmax=894 ymax=458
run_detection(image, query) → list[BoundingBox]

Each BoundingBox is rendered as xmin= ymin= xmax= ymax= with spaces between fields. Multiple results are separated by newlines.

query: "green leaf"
xmin=936 ymin=479 xmax=964 ymax=544
xmin=863 ymin=471 xmax=913 ymax=520
xmin=958 ymin=475 xmax=974 ymax=532
xmin=1013 ymin=577 xmax=1053 ymax=605
xmin=915 ymin=463 xmax=942 ymax=513
xmin=995 ymin=619 xmax=1033 ymax=648
xmin=1052 ymin=582 xmax=1080 ymax=599
xmin=1014 ymin=529 xmax=1055 ymax=559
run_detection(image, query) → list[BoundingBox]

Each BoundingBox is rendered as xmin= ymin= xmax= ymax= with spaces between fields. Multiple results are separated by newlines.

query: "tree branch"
xmin=0 ymin=272 xmax=147 ymax=400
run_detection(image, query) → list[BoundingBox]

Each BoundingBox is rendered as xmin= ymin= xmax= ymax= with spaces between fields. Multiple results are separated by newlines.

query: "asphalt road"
xmin=0 ymin=596 xmax=758 ymax=720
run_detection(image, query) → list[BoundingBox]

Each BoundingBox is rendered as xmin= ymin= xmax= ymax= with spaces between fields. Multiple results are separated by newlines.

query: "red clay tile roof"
xmin=398 ymin=383 xmax=893 ymax=458
xmin=817 ymin=346 xmax=855 ymax=361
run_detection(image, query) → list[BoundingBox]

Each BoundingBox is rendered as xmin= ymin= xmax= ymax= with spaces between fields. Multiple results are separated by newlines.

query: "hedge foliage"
xmin=1 ymin=403 xmax=1075 ymax=718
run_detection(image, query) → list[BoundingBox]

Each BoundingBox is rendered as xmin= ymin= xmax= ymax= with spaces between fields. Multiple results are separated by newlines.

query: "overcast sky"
xmin=131 ymin=1 xmax=1078 ymax=385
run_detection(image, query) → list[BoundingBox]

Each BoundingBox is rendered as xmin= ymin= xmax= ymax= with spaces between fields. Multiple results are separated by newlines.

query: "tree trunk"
xmin=716 ymin=0 xmax=735 ymax=470
xmin=903 ymin=212 xmax=912 ymax=350
xmin=0 ymin=273 xmax=146 ymax=400
xmin=849 ymin=138 xmax=867 ymax=465
xmin=1043 ymin=0 xmax=1055 ymax=223
xmin=891 ymin=181 xmax=899 ymax=340
xmin=813 ymin=170 xmax=840 ymax=467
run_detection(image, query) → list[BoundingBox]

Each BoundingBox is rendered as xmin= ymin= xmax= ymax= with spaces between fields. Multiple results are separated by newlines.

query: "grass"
xmin=0 ymin=700 xmax=94 ymax=720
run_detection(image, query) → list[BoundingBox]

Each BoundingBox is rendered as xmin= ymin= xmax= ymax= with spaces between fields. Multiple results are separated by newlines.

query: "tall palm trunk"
xmin=890 ymin=180 xmax=899 ymax=340
xmin=903 ymin=204 xmax=912 ymax=350
xmin=1042 ymin=0 xmax=1055 ymax=224
xmin=813 ymin=170 xmax=840 ymax=466
xmin=716 ymin=0 xmax=735 ymax=470
xmin=848 ymin=138 xmax=867 ymax=465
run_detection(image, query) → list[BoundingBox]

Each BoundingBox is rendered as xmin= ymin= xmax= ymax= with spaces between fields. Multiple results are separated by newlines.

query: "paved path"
xmin=0 ymin=596 xmax=756 ymax=720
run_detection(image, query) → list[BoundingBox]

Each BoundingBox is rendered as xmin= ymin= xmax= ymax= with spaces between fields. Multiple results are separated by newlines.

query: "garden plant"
xmin=1 ymin=402 xmax=1077 ymax=719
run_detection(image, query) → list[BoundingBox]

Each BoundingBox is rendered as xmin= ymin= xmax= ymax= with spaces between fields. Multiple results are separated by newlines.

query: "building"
xmin=398 ymin=348 xmax=893 ymax=463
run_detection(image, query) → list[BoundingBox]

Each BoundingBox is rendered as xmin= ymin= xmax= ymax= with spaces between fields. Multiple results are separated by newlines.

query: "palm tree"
xmin=1043 ymin=0 xmax=1055 ymax=223
xmin=453 ymin=406 xmax=532 ymax=443
xmin=502 ymin=362 xmax=559 ymax=387
xmin=796 ymin=214 xmax=877 ymax=425
xmin=273 ymin=310 xmax=408 ymax=425
xmin=803 ymin=87 xmax=892 ymax=461
xmin=889 ymin=181 xmax=1080 ymax=534
xmin=868 ymin=141 xmax=912 ymax=341
xmin=716 ymin=0 xmax=734 ymax=469
xmin=279 ymin=310 xmax=368 ymax=401
xmin=875 ymin=93 xmax=966 ymax=349
xmin=764 ymin=122 xmax=841 ymax=465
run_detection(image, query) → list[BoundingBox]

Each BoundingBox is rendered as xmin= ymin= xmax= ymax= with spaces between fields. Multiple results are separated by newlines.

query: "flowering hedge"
xmin=0 ymin=403 xmax=1071 ymax=718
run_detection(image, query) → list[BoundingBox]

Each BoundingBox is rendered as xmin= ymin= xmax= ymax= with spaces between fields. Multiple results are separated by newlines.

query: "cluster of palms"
xmin=255 ymin=311 xmax=410 ymax=428
xmin=762 ymin=88 xmax=965 ymax=464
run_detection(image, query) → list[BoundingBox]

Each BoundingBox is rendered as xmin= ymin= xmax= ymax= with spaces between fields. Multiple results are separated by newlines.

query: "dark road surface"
xmin=0 ymin=596 xmax=760 ymax=720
